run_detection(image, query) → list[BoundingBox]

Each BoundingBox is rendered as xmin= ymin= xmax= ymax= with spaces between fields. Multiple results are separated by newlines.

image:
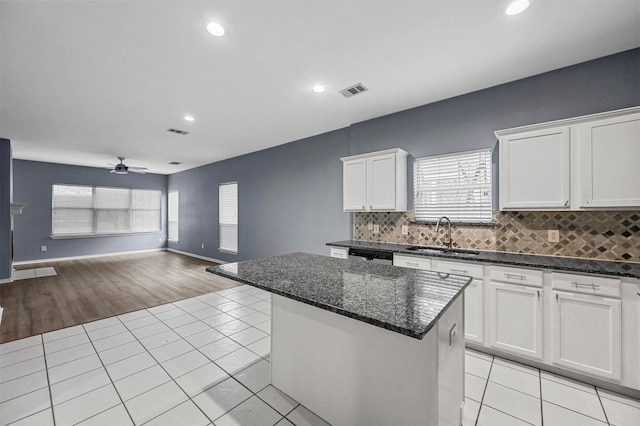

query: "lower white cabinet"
xmin=393 ymin=254 xmax=431 ymax=270
xmin=489 ymin=282 xmax=544 ymax=360
xmin=551 ymin=290 xmax=622 ymax=381
xmin=329 ymin=246 xmax=348 ymax=259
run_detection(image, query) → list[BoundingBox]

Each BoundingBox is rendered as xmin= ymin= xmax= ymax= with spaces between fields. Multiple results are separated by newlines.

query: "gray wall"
xmin=12 ymin=160 xmax=168 ymax=262
xmin=168 ymin=48 xmax=639 ymax=262
xmin=0 ymin=139 xmax=12 ymax=279
xmin=168 ymin=129 xmax=351 ymax=262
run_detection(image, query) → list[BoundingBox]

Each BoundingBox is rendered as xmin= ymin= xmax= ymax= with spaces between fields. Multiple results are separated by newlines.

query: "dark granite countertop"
xmin=327 ymin=240 xmax=640 ymax=280
xmin=206 ymin=252 xmax=471 ymax=339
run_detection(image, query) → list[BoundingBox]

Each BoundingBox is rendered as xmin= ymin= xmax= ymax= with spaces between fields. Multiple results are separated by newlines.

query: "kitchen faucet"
xmin=435 ymin=216 xmax=452 ymax=248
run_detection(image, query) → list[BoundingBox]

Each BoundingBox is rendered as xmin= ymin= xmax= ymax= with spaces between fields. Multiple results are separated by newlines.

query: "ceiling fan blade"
xmin=110 ymin=169 xmax=116 ymax=173
xmin=128 ymin=166 xmax=148 ymax=170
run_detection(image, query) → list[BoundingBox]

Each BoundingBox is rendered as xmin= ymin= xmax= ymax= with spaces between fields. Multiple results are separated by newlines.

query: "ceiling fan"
xmin=107 ymin=157 xmax=148 ymax=175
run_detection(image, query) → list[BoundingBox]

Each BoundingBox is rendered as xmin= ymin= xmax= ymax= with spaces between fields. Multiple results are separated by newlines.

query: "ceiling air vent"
xmin=168 ymin=161 xmax=181 ymax=165
xmin=339 ymin=83 xmax=369 ymax=98
xmin=167 ymin=128 xmax=190 ymax=135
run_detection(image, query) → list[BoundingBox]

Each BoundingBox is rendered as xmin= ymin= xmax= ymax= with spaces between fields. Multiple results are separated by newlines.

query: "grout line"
xmin=474 ymin=355 xmax=494 ymax=426
xmin=41 ymin=334 xmax=57 ymax=426
xmin=539 ymin=367 xmax=544 ymax=426
xmin=595 ymin=387 xmax=611 ymax=425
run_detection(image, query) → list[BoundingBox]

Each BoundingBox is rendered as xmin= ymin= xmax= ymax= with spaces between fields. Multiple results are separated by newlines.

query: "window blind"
xmin=168 ymin=191 xmax=179 ymax=242
xmin=219 ymin=182 xmax=238 ymax=253
xmin=414 ymin=148 xmax=492 ymax=223
xmin=52 ymin=184 xmax=162 ymax=236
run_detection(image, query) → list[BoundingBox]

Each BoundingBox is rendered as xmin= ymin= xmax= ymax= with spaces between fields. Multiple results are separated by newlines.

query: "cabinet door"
xmin=464 ymin=279 xmax=484 ymax=345
xmin=343 ymin=159 xmax=367 ymax=211
xmin=500 ymin=127 xmax=570 ymax=209
xmin=551 ymin=291 xmax=621 ymax=381
xmin=368 ymin=154 xmax=397 ymax=210
xmin=581 ymin=113 xmax=640 ymax=207
xmin=489 ymin=282 xmax=543 ymax=360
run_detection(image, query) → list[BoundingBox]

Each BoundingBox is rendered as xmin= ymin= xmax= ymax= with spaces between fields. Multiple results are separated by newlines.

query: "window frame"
xmin=218 ymin=182 xmax=238 ymax=254
xmin=168 ymin=190 xmax=179 ymax=242
xmin=51 ymin=184 xmax=162 ymax=238
xmin=413 ymin=148 xmax=493 ymax=224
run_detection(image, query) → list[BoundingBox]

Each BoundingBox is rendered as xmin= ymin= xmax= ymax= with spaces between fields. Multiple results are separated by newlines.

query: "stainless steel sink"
xmin=405 ymin=246 xmax=480 ymax=256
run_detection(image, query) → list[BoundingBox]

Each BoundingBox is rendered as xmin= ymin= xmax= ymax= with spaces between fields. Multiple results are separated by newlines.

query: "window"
xmin=168 ymin=191 xmax=179 ymax=242
xmin=52 ymin=184 xmax=162 ymax=237
xmin=219 ymin=182 xmax=238 ymax=253
xmin=414 ymin=148 xmax=492 ymax=223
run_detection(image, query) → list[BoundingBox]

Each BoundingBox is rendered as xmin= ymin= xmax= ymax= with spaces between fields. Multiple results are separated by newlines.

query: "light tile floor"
xmin=1 ymin=284 xmax=639 ymax=426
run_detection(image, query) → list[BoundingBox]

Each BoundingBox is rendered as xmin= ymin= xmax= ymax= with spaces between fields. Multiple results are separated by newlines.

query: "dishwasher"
xmin=348 ymin=248 xmax=393 ymax=265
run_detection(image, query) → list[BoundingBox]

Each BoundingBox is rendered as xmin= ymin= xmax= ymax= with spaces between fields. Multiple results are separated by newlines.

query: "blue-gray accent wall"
xmin=12 ymin=160 xmax=168 ymax=262
xmin=0 ymin=139 xmax=12 ymax=279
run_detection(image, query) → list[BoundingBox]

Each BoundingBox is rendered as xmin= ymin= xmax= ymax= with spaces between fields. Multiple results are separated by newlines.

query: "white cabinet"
xmin=551 ymin=273 xmax=622 ymax=381
xmin=488 ymin=266 xmax=544 ymax=360
xmin=341 ymin=149 xmax=408 ymax=212
xmin=393 ymin=253 xmax=431 ymax=270
xmin=580 ymin=112 xmax=640 ymax=208
xmin=499 ymin=127 xmax=571 ymax=209
xmin=432 ymin=259 xmax=485 ymax=345
xmin=329 ymin=246 xmax=349 ymax=259
xmin=496 ymin=106 xmax=640 ymax=210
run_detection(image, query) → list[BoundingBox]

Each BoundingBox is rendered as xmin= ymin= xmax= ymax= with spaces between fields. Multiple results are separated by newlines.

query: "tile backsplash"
xmin=354 ymin=210 xmax=640 ymax=263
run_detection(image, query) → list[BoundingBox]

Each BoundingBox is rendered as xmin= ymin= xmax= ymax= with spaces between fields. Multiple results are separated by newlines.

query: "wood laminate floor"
xmin=0 ymin=251 xmax=238 ymax=343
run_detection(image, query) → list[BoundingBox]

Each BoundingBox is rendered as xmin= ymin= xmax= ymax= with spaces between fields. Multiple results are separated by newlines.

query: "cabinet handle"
xmin=370 ymin=205 xmax=373 ymax=209
xmin=451 ymin=269 xmax=468 ymax=275
xmin=556 ymin=293 xmax=559 ymax=302
xmin=537 ymin=290 xmax=540 ymax=300
xmin=571 ymin=281 xmax=600 ymax=290
xmin=407 ymin=262 xmax=420 ymax=267
xmin=564 ymin=200 xmax=569 ymax=207
xmin=362 ymin=205 xmax=365 ymax=210
xmin=504 ymin=273 xmax=525 ymax=281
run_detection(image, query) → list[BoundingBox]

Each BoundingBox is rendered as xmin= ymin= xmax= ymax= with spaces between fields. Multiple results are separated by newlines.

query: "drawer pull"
xmin=451 ymin=269 xmax=468 ymax=275
xmin=571 ymin=281 xmax=600 ymax=290
xmin=406 ymin=262 xmax=420 ymax=267
xmin=504 ymin=273 xmax=525 ymax=281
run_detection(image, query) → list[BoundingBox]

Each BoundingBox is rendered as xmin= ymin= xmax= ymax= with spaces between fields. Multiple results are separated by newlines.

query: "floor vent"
xmin=339 ymin=83 xmax=369 ymax=98
xmin=167 ymin=128 xmax=190 ymax=135
xmin=168 ymin=161 xmax=181 ymax=165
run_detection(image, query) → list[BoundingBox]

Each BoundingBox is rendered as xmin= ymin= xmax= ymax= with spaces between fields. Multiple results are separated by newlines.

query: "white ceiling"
xmin=1 ymin=1 xmax=639 ymax=175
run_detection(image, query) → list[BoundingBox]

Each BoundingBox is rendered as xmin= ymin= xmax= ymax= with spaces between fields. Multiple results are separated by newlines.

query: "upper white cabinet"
xmin=341 ymin=149 xmax=408 ymax=212
xmin=496 ymin=107 xmax=640 ymax=210
xmin=499 ymin=127 xmax=571 ymax=209
xmin=580 ymin=112 xmax=640 ymax=208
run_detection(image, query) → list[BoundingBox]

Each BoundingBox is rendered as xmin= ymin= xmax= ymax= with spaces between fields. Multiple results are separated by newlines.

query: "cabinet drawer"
xmin=552 ymin=272 xmax=621 ymax=298
xmin=432 ymin=259 xmax=484 ymax=279
xmin=393 ymin=254 xmax=431 ymax=270
xmin=329 ymin=247 xmax=349 ymax=259
xmin=490 ymin=266 xmax=543 ymax=287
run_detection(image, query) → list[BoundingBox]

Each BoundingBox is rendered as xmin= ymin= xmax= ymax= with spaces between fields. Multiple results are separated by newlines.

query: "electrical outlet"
xmin=373 ymin=224 xmax=380 ymax=234
xmin=367 ymin=222 xmax=373 ymax=231
xmin=548 ymin=230 xmax=560 ymax=243
xmin=158 ymin=237 xmax=163 ymax=243
xmin=40 ymin=245 xmax=47 ymax=252
xmin=201 ymin=243 xmax=205 ymax=249
xmin=401 ymin=225 xmax=409 ymax=235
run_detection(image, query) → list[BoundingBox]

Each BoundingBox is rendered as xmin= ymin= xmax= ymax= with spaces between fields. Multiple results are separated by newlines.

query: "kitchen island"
xmin=207 ymin=252 xmax=472 ymax=426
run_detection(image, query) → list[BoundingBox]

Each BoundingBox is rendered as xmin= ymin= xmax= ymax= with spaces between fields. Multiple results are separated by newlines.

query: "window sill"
xmin=410 ymin=221 xmax=498 ymax=227
xmin=51 ymin=232 xmax=162 ymax=240
xmin=218 ymin=248 xmax=238 ymax=255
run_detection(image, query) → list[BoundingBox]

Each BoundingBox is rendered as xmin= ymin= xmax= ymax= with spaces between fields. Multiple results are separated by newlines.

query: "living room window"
xmin=219 ymin=182 xmax=238 ymax=254
xmin=52 ymin=184 xmax=162 ymax=237
xmin=414 ymin=148 xmax=492 ymax=223
xmin=168 ymin=190 xmax=179 ymax=242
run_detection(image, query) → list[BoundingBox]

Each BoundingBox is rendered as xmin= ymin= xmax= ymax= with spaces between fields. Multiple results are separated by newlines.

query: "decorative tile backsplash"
xmin=354 ymin=211 xmax=640 ymax=263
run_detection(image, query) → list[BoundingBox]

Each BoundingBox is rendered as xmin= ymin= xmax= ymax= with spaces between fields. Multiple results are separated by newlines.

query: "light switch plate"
xmin=548 ymin=230 xmax=560 ymax=243
xmin=401 ymin=225 xmax=409 ymax=235
xmin=373 ymin=224 xmax=380 ymax=234
xmin=367 ymin=222 xmax=373 ymax=230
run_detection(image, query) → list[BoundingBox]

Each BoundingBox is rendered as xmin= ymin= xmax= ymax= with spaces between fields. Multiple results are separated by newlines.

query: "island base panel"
xmin=271 ymin=294 xmax=464 ymax=426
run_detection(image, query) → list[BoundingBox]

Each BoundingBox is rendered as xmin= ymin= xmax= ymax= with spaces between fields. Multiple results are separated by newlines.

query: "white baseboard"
xmin=0 ymin=277 xmax=12 ymax=284
xmin=167 ymin=248 xmax=227 ymax=264
xmin=13 ymin=248 xmax=167 ymax=266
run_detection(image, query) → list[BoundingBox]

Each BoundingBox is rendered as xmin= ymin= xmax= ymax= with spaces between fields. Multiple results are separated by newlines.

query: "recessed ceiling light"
xmin=184 ymin=115 xmax=195 ymax=122
xmin=313 ymin=85 xmax=325 ymax=93
xmin=505 ymin=0 xmax=532 ymax=15
xmin=206 ymin=22 xmax=226 ymax=37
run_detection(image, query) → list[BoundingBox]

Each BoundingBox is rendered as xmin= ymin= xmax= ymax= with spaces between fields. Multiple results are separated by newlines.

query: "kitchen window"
xmin=168 ymin=190 xmax=179 ymax=242
xmin=52 ymin=184 xmax=162 ymax=237
xmin=414 ymin=148 xmax=492 ymax=223
xmin=219 ymin=182 xmax=238 ymax=254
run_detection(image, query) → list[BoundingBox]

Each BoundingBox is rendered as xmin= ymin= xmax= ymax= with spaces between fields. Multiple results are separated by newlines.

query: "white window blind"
xmin=219 ymin=182 xmax=238 ymax=253
xmin=168 ymin=191 xmax=179 ymax=242
xmin=414 ymin=148 xmax=492 ymax=223
xmin=52 ymin=184 xmax=162 ymax=237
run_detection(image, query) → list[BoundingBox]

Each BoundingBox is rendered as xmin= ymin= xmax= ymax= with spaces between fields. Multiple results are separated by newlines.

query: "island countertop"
xmin=206 ymin=252 xmax=471 ymax=339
